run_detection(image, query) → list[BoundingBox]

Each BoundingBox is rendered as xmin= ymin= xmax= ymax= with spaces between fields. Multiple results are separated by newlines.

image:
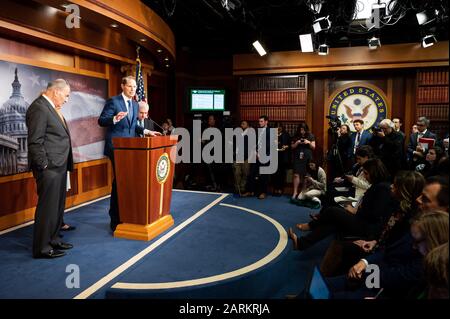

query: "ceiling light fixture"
xmin=308 ymin=0 xmax=323 ymax=14
xmin=313 ymin=16 xmax=331 ymax=33
xmin=252 ymin=40 xmax=267 ymax=56
xmin=416 ymin=9 xmax=439 ymax=25
xmin=299 ymin=34 xmax=314 ymax=53
xmin=421 ymin=34 xmax=437 ymax=48
xmin=110 ymin=23 xmax=119 ymax=28
xmin=368 ymin=36 xmax=381 ymax=50
xmin=318 ymin=44 xmax=329 ymax=55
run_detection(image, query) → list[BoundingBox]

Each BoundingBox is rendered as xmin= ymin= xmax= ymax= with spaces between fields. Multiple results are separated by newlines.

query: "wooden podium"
xmin=112 ymin=136 xmax=177 ymax=241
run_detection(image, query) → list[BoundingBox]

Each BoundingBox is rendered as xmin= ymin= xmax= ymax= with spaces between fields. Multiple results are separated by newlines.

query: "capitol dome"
xmin=0 ymin=68 xmax=30 ymax=171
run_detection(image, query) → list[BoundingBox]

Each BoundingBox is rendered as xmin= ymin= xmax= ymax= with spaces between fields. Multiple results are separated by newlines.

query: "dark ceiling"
xmin=142 ymin=0 xmax=449 ymax=57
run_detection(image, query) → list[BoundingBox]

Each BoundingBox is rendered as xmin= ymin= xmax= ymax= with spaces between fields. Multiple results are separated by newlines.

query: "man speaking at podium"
xmin=98 ymin=76 xmax=161 ymax=232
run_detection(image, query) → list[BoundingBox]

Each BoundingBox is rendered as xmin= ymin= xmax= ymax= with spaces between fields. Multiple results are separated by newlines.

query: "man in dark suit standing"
xmin=407 ymin=116 xmax=437 ymax=168
xmin=26 ymin=79 xmax=74 ymax=258
xmin=350 ymin=119 xmax=372 ymax=156
xmin=136 ymin=101 xmax=160 ymax=136
xmin=98 ymin=76 xmax=160 ymax=231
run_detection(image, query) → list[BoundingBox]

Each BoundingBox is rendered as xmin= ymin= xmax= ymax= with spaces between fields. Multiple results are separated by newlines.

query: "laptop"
xmin=304 ymin=265 xmax=331 ymax=299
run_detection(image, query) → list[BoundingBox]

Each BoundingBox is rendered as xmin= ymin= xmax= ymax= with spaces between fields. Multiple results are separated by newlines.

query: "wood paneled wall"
xmin=0 ymin=35 xmax=121 ymax=230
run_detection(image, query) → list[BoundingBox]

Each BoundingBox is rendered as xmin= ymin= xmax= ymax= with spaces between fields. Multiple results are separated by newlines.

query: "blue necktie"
xmin=127 ymin=100 xmax=133 ymax=122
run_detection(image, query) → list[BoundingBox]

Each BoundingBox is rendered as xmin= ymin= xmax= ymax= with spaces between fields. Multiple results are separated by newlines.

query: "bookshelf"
xmin=238 ymin=75 xmax=307 ymax=136
xmin=416 ymin=68 xmax=449 ymax=139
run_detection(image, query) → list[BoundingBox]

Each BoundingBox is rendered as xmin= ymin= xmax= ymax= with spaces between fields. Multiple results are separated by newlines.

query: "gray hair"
xmin=380 ymin=118 xmax=395 ymax=129
xmin=138 ymin=101 xmax=149 ymax=111
xmin=121 ymin=76 xmax=136 ymax=85
xmin=46 ymin=79 xmax=70 ymax=91
xmin=418 ymin=116 xmax=430 ymax=127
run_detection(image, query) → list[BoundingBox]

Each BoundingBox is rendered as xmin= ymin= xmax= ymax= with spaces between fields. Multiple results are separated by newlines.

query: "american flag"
xmin=135 ymin=57 xmax=146 ymax=102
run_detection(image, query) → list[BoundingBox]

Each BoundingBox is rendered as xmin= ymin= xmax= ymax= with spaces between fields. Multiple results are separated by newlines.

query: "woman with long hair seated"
xmin=326 ymin=211 xmax=449 ymax=299
xmin=325 ymin=171 xmax=425 ymax=276
xmin=296 ymin=159 xmax=327 ymax=208
xmin=416 ymin=146 xmax=445 ymax=178
xmin=288 ymin=158 xmax=394 ymax=251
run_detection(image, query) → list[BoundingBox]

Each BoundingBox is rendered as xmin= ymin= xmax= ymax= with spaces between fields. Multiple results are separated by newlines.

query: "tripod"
xmin=327 ymin=128 xmax=344 ymax=177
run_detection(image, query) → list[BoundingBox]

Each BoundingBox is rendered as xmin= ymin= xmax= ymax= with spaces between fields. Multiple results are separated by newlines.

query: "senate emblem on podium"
xmin=328 ymin=83 xmax=388 ymax=131
xmin=156 ymin=152 xmax=170 ymax=184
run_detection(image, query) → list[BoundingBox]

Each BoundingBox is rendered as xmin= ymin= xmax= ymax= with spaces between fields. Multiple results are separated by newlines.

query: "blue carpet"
xmin=0 ymin=191 xmax=329 ymax=299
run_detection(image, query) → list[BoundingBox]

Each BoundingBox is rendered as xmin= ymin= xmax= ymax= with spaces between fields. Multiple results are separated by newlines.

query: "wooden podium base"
xmin=114 ymin=215 xmax=174 ymax=241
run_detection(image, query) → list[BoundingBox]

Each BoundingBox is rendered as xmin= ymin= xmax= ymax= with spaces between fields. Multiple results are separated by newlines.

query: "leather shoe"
xmin=61 ymin=224 xmax=76 ymax=231
xmin=52 ymin=242 xmax=73 ymax=250
xmin=34 ymin=249 xmax=66 ymax=259
xmin=258 ymin=193 xmax=267 ymax=199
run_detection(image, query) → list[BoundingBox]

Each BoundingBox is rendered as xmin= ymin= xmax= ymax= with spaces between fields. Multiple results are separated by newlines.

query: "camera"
xmin=326 ymin=115 xmax=341 ymax=130
xmin=300 ymin=138 xmax=305 ymax=143
xmin=372 ymin=126 xmax=382 ymax=133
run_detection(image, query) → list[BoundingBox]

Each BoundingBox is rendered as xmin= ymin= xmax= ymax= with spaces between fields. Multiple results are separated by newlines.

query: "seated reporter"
xmin=326 ymin=211 xmax=449 ymax=299
xmin=329 ymin=145 xmax=373 ymax=206
xmin=296 ymin=159 xmax=326 ymax=207
xmin=327 ymin=171 xmax=425 ymax=276
xmin=289 ymin=158 xmax=394 ymax=251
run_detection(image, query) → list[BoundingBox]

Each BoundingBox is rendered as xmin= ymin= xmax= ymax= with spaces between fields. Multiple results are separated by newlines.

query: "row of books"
xmin=416 ymin=104 xmax=449 ymax=121
xmin=239 ymin=90 xmax=306 ymax=106
xmin=240 ymin=106 xmax=306 ymax=121
xmin=239 ymin=75 xmax=306 ymax=91
xmin=417 ymin=69 xmax=449 ymax=85
xmin=417 ymin=86 xmax=448 ymax=103
xmin=244 ymin=121 xmax=303 ymax=137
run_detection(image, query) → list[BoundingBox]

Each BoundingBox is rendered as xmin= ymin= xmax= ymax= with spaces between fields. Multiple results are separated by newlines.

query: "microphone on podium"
xmin=138 ymin=117 xmax=167 ymax=136
xmin=149 ymin=117 xmax=167 ymax=135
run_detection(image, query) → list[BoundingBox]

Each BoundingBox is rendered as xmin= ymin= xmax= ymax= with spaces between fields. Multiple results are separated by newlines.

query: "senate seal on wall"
xmin=328 ymin=83 xmax=388 ymax=131
xmin=156 ymin=152 xmax=170 ymax=184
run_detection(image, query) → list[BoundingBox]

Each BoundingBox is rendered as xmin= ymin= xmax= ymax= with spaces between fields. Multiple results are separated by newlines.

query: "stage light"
xmin=308 ymin=0 xmax=323 ymax=14
xmin=369 ymin=2 xmax=387 ymax=29
xmin=252 ymin=40 xmax=267 ymax=56
xmin=368 ymin=36 xmax=381 ymax=50
xmin=299 ymin=33 xmax=314 ymax=53
xmin=313 ymin=16 xmax=331 ymax=33
xmin=318 ymin=44 xmax=329 ymax=55
xmin=416 ymin=9 xmax=439 ymax=25
xmin=421 ymin=34 xmax=437 ymax=48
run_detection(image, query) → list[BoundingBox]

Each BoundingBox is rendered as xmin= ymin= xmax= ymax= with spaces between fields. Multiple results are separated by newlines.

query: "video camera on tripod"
xmin=326 ymin=115 xmax=342 ymax=131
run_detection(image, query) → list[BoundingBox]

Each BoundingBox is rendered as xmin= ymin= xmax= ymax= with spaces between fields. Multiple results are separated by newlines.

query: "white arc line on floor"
xmin=110 ymin=203 xmax=288 ymax=290
xmin=73 ymin=193 xmax=228 ymax=299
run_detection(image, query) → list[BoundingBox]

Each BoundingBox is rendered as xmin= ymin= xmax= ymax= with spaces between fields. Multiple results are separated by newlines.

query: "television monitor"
xmin=190 ymin=89 xmax=225 ymax=111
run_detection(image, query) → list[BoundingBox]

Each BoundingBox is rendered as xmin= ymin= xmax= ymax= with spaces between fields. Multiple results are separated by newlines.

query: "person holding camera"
xmin=370 ymin=119 xmax=404 ymax=178
xmin=291 ymin=122 xmax=316 ymax=199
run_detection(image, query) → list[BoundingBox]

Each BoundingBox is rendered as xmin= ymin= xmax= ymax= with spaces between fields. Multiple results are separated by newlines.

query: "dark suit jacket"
xmin=26 ymin=95 xmax=73 ymax=172
xmin=366 ymin=233 xmax=424 ymax=297
xmin=356 ymin=182 xmax=395 ymax=239
xmin=378 ymin=131 xmax=404 ymax=176
xmin=98 ymin=95 xmax=144 ymax=158
xmin=350 ymin=130 xmax=372 ymax=154
xmin=135 ymin=118 xmax=156 ymax=137
xmin=407 ymin=130 xmax=437 ymax=161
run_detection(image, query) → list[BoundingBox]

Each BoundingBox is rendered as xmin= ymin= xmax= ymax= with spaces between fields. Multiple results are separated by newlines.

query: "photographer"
xmin=291 ymin=122 xmax=316 ymax=199
xmin=370 ymin=119 xmax=404 ymax=178
xmin=337 ymin=124 xmax=352 ymax=175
